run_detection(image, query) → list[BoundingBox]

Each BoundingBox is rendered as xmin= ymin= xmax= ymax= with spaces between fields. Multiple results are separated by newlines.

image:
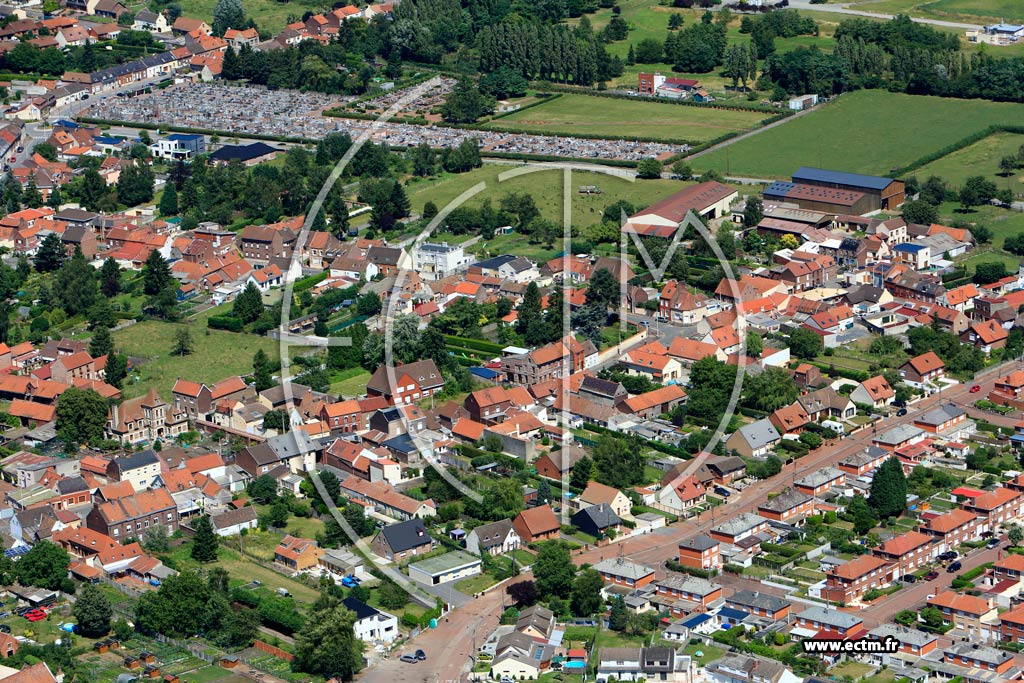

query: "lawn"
xmin=405 ymin=163 xmax=696 ymax=234
xmin=692 ymin=90 xmax=1024 ymax=179
xmin=455 ymin=572 xmax=500 ymax=595
xmin=911 ymin=132 xmax=1024 ymax=191
xmin=175 ymin=0 xmax=327 ymax=34
xmin=114 ymin=320 xmax=282 ymax=399
xmin=595 ymin=629 xmax=647 ymax=650
xmin=328 ymin=367 xmax=370 ymax=398
xmin=484 ymin=93 xmax=770 ymax=143
xmin=829 ymin=661 xmax=877 ymax=680
xmin=681 ymin=643 xmax=725 ymax=667
xmin=938 ymin=201 xmax=1024 ymax=251
xmin=162 ymin=542 xmax=322 ymax=604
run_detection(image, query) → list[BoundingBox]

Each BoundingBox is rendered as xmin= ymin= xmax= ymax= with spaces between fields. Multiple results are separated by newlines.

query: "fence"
xmin=253 ymin=640 xmax=294 ymax=662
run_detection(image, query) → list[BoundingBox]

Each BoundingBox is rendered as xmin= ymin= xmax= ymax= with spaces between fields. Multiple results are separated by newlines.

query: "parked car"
xmin=970 ymin=385 xmax=982 ymax=393
xmin=399 ymin=655 xmax=419 ymax=664
xmin=896 ymin=408 xmax=908 ymax=416
xmin=714 ymin=486 xmax=731 ymax=498
xmin=902 ymin=574 xmax=917 ymax=583
xmin=939 ymin=551 xmax=958 ymax=562
xmin=987 ymin=538 xmax=1001 ymax=549
xmin=415 ymin=650 xmax=426 ymax=661
xmin=924 ymin=571 xmax=940 ymax=580
xmin=0 ymin=624 xmax=10 ymax=633
xmin=947 ymin=561 xmax=962 ymax=573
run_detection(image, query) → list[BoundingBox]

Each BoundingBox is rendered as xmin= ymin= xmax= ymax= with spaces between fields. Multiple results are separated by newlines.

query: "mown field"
xmin=484 ymin=93 xmax=769 ymax=143
xmin=844 ymin=0 xmax=1024 ymax=24
xmin=171 ymin=0 xmax=327 ymax=35
xmin=692 ymin=90 xmax=1024 ymax=178
xmin=114 ymin=320 xmax=281 ymax=400
xmin=910 ymin=132 xmax=1024 ymax=191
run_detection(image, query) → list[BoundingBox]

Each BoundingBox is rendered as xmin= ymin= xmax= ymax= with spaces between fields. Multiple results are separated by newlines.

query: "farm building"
xmin=623 ymin=182 xmax=738 ymax=239
xmin=790 ymin=167 xmax=905 ymax=211
xmin=763 ymin=181 xmax=876 ymax=215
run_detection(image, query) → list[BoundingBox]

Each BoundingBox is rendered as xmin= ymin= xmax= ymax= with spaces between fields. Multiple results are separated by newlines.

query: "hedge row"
xmin=322 ymin=109 xmax=429 ymax=126
xmin=444 ymin=335 xmax=504 ymax=354
xmin=453 ymin=119 xmax=696 ymax=146
xmin=488 ymin=93 xmax=562 ymax=121
xmin=536 ymin=83 xmax=784 ymax=115
xmin=208 ymin=315 xmax=244 ymax=332
xmin=805 ymin=360 xmax=871 ymax=383
xmin=293 ymin=272 xmax=328 ymax=292
xmin=75 ymin=116 xmax=318 ymax=145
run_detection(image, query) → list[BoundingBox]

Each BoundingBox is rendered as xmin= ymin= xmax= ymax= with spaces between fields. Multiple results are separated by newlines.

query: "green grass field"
xmin=693 ymin=90 xmax=1024 ymax=178
xmin=172 ymin=0 xmax=327 ymax=35
xmin=844 ymin=0 xmax=1024 ymax=24
xmin=910 ymin=132 xmax=1024 ymax=191
xmin=114 ymin=320 xmax=280 ymax=400
xmin=484 ymin=93 xmax=768 ymax=143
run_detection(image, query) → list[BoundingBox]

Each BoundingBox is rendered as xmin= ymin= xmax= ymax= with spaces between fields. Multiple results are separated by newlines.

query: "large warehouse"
xmin=790 ymin=167 xmax=905 ymax=211
xmin=763 ymin=181 xmax=878 ymax=215
xmin=623 ymin=181 xmax=738 ymax=239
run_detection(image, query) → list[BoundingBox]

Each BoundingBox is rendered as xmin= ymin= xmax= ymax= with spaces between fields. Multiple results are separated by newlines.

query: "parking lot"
xmin=87 ymin=83 xmax=687 ymax=161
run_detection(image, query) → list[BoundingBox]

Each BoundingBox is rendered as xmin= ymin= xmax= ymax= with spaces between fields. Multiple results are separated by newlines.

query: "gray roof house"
xmin=726 ymin=419 xmax=780 ymax=457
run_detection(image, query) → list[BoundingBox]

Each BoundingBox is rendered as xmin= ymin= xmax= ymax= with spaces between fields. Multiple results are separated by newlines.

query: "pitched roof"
xmin=904 ymin=351 xmax=944 ymax=375
xmin=928 ymin=591 xmax=991 ymax=615
xmin=621 ymin=384 xmax=686 ymax=414
xmin=876 ymin=530 xmax=932 ymax=557
xmin=514 ymin=505 xmax=559 ymax=536
xmin=377 ymin=518 xmax=430 ymax=553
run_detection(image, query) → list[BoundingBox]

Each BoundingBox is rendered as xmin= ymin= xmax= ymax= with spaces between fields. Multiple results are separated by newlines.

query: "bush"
xmin=208 ymin=315 xmax=244 ymax=332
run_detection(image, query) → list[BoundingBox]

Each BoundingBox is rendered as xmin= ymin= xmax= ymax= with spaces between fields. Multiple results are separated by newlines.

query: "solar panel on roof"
xmin=792 ymin=166 xmax=893 ymax=191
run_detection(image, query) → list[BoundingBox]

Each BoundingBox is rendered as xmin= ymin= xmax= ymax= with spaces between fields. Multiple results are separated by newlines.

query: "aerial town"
xmin=0 ymin=1 xmax=1020 ymax=683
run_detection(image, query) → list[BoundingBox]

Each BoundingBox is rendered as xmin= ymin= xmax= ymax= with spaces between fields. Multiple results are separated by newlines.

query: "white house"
xmin=210 ymin=506 xmax=258 ymax=536
xmin=343 ymin=597 xmax=398 ymax=643
xmin=465 ymin=519 xmax=521 ymax=557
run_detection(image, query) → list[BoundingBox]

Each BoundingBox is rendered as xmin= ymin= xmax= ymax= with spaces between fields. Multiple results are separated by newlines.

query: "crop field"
xmin=844 ymin=0 xmax=1024 ymax=25
xmin=910 ymin=132 xmax=1024 ymax=191
xmin=484 ymin=93 xmax=769 ymax=143
xmin=692 ymin=90 xmax=1024 ymax=179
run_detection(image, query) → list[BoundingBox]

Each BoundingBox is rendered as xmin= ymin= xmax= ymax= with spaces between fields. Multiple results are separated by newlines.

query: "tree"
xmin=745 ymin=330 xmax=763 ymax=358
xmin=868 ymin=457 xmax=907 ymax=520
xmin=636 ymin=158 xmax=663 ymax=179
xmin=1000 ymin=155 xmax=1019 ymax=176
xmin=974 ymin=261 xmax=1009 ymax=285
xmin=742 ymin=366 xmax=798 ymax=412
xmin=253 ymin=349 xmax=275 ymax=392
xmin=190 ymin=515 xmax=219 ymax=562
xmin=608 ymin=596 xmax=628 ymax=631
xmin=159 ymin=182 xmax=179 ymax=216
xmin=671 ymin=160 xmax=693 ymax=180
xmin=894 ymin=610 xmax=917 ymax=627
xmin=16 ymin=540 xmax=69 ymax=591
xmin=292 ymin=597 xmax=364 ymax=680
xmin=789 ymin=327 xmax=823 ymax=359
xmin=587 ymin=268 xmax=619 ymax=310
xmin=89 ymin=326 xmax=114 ymax=359
xmin=533 ymin=541 xmax=574 ymax=599
xmin=142 ymin=524 xmax=170 ymax=553
xmin=971 ymin=225 xmax=992 ymax=244
xmin=570 ymin=455 xmax=593 ymax=490
xmin=99 ymin=257 xmax=121 ymax=298
xmin=742 ymin=196 xmax=764 ymax=228
xmin=171 ymin=328 xmax=193 ymax=356
xmin=506 ymin=580 xmax=539 ymax=607
xmin=233 ymin=282 xmax=264 ymax=324
xmin=105 ymin=353 xmax=128 ymax=390
xmin=55 ymin=387 xmax=108 ymax=446
xmin=592 ymin=434 xmax=644 ymax=488
xmin=536 ymin=479 xmax=553 ymax=505
xmin=34 ymin=232 xmax=65 ymax=273
xmin=847 ymin=493 xmax=878 ymax=535
xmin=142 ymin=249 xmax=172 ymax=296
xmin=902 ymin=199 xmax=938 ymax=225
xmin=135 ymin=571 xmax=225 ymax=638
xmin=212 ymin=0 xmax=243 ymax=35
xmin=247 ymin=474 xmax=278 ymax=503
xmin=1009 ymin=524 xmax=1023 ymax=547
xmin=482 ymin=479 xmax=525 ymax=520
xmin=378 ymin=581 xmax=409 ymax=610
xmin=73 ymin=583 xmax=112 ymax=637
xmin=570 ymin=568 xmax=604 ymax=617
xmin=440 ymin=79 xmax=495 ymax=123
xmin=117 ymin=162 xmax=155 ymax=207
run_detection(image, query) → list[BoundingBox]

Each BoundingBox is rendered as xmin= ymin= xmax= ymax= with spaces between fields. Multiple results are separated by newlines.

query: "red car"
xmin=25 ymin=610 xmax=45 ymax=622
xmin=970 ymin=385 xmax=982 ymax=393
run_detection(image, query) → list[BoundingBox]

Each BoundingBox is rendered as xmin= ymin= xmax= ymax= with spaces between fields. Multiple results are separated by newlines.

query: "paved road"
xmin=787 ymin=0 xmax=983 ymax=29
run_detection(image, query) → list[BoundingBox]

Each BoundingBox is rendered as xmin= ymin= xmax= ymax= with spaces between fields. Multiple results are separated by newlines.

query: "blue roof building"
xmin=790 ymin=166 xmax=904 ymax=211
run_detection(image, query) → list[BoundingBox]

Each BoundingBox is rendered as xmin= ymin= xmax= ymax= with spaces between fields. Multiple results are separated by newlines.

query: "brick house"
xmin=961 ymin=487 xmax=1022 ymax=525
xmin=943 ymin=643 xmax=1013 ymax=673
xmin=464 ymin=387 xmax=512 ymax=425
xmin=794 ymin=606 xmax=864 ymax=637
xmin=993 ymin=554 xmax=1024 ymax=583
xmin=365 ymin=359 xmax=445 ymax=406
xmin=370 ymin=518 xmax=432 ymax=561
xmin=927 ymin=592 xmax=999 ymax=640
xmin=655 ymin=574 xmax=722 ymax=610
xmin=512 ymin=505 xmax=560 ymax=543
xmin=920 ymin=508 xmax=984 ymax=552
xmin=822 ymin=554 xmax=895 ymax=603
xmin=756 ymin=489 xmax=813 ymax=523
xmin=871 ymin=530 xmax=935 ymax=576
xmin=86 ymin=488 xmax=178 ymax=541
xmin=794 ymin=467 xmax=846 ymax=496
xmin=725 ymin=590 xmax=791 ymax=621
xmin=900 ymin=351 xmax=945 ymax=389
xmin=273 ymin=535 xmax=321 ymax=571
xmin=592 ymin=558 xmax=655 ymax=589
xmin=677 ymin=534 xmax=721 ymax=571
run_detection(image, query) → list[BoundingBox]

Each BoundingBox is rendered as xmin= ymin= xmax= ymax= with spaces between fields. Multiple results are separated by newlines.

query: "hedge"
xmin=579 ymin=422 xmax=686 ymax=458
xmin=805 ymin=360 xmax=870 ymax=383
xmin=444 ymin=335 xmax=504 ymax=354
xmin=895 ymin=124 xmax=1024 ymax=177
xmin=535 ymin=83 xmax=784 ymax=115
xmin=293 ymin=272 xmax=328 ymax=292
xmin=208 ymin=315 xmax=244 ymax=332
xmin=75 ymin=116 xmax=318 ymax=145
